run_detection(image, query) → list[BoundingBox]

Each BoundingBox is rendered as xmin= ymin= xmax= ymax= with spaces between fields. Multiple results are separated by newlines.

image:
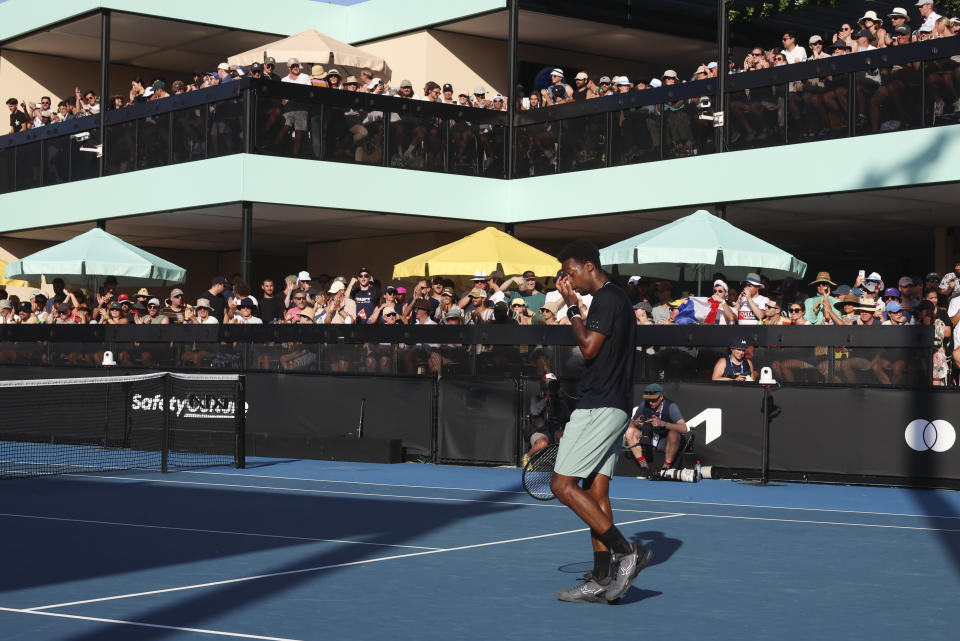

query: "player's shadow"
xmin=631 ymin=529 xmax=682 ymax=568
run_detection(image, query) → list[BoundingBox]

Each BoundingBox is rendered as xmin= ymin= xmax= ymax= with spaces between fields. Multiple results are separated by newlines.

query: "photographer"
xmin=522 ymin=372 xmax=572 ymax=467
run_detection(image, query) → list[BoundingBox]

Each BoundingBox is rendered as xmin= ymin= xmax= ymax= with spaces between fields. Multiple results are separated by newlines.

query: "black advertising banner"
xmin=244 ymin=372 xmax=434 ymax=459
xmin=438 ymin=377 xmax=519 ymax=465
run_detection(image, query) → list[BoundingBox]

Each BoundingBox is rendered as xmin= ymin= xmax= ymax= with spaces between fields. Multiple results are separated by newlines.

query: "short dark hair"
xmin=558 ymin=240 xmax=601 ymax=269
xmin=6 ymin=98 xmax=17 ymax=106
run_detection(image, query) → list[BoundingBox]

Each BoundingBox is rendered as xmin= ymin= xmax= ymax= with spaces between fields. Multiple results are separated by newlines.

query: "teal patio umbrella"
xmin=600 ymin=210 xmax=807 ymax=294
xmin=4 ymin=227 xmax=186 ymax=287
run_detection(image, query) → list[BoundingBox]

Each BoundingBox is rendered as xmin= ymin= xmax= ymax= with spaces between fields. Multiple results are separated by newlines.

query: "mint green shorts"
xmin=554 ymin=407 xmax=629 ymax=479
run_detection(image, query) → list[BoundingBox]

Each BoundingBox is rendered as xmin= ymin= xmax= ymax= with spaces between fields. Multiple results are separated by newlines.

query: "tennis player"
xmin=550 ymin=240 xmax=652 ymax=603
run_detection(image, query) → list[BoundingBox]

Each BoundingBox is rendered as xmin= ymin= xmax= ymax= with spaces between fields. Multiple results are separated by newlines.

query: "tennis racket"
xmin=521 ymin=435 xmax=646 ymax=501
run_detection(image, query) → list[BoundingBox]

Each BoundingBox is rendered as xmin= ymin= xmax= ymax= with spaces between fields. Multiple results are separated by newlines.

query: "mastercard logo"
xmin=904 ymin=420 xmax=956 ymax=453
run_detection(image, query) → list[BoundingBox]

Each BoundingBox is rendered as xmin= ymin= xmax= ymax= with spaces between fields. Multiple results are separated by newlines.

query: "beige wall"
xmin=0 ymin=49 xmax=189 ymax=109
xmin=357 ymin=29 xmax=650 ymax=101
xmin=360 ymin=30 xmax=507 ymax=98
xmin=306 ymin=231 xmax=462 ymax=287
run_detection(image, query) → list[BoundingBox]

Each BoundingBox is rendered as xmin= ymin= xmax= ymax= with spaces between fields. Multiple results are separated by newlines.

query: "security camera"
xmin=71 ymin=132 xmax=90 ymax=142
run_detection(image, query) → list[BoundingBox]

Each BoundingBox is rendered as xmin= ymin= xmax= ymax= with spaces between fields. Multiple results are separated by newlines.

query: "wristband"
xmin=566 ymin=305 xmax=582 ymax=321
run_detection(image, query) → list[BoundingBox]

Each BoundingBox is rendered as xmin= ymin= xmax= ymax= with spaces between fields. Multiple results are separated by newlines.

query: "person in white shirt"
xmin=781 ymin=32 xmax=808 ymax=64
xmin=227 ymin=298 xmax=263 ymax=324
xmin=735 ymin=273 xmax=769 ymax=324
xmin=917 ymin=0 xmax=942 ymax=33
xmin=188 ymin=298 xmax=219 ymax=324
xmin=0 ymin=299 xmax=13 ymax=324
xmin=278 ymin=58 xmax=312 ymax=156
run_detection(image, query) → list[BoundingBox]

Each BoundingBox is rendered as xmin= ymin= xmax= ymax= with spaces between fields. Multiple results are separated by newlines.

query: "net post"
xmin=236 ymin=374 xmax=246 ymax=469
xmin=161 ymin=374 xmax=170 ymax=473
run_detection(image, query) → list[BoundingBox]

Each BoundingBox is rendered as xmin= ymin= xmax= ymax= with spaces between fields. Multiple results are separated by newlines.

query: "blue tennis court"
xmin=1 ymin=459 xmax=959 ymax=641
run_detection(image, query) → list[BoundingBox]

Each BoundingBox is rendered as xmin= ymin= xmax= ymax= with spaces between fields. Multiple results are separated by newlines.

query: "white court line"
xmin=0 ymin=513 xmax=438 ymax=550
xmin=71 ymin=474 xmax=960 ymax=529
xmin=180 ymin=470 xmax=960 ymax=521
xmin=25 ymin=514 xmax=683 ymax=612
xmin=684 ymin=512 xmax=960 ymax=533
xmin=0 ymin=606 xmax=301 ymax=641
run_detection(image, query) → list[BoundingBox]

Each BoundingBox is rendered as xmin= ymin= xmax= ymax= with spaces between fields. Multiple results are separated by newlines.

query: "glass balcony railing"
xmin=1 ymin=38 xmax=958 ymax=194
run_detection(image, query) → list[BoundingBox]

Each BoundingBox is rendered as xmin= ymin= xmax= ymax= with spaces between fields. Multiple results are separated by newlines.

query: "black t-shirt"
xmin=577 ymin=281 xmax=636 ymax=415
xmin=9 ymin=110 xmax=28 ymax=133
xmin=352 ymin=286 xmax=380 ymax=324
xmin=204 ymin=290 xmax=227 ymax=321
xmin=259 ymin=295 xmax=285 ymax=323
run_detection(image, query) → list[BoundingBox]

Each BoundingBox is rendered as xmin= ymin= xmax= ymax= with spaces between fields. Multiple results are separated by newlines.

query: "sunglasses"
xmin=359 ymin=273 xmax=371 ymax=278
xmin=147 ymin=304 xmax=159 ymax=309
xmin=789 ymin=307 xmax=803 ymax=313
xmin=294 ymin=296 xmax=306 ymax=301
xmin=714 ymin=287 xmax=726 ymax=292
xmin=172 ymin=294 xmax=182 ymax=298
xmin=511 ymin=304 xmax=525 ymax=308
xmin=384 ymin=312 xmax=397 ymax=317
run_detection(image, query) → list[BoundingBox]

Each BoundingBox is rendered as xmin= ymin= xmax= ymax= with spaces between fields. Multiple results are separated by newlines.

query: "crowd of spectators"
xmin=2 ymin=256 xmax=957 ymax=385
xmin=8 ymin=3 xmax=959 ymax=139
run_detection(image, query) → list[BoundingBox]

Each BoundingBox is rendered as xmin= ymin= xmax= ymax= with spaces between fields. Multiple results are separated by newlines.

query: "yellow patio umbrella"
xmin=393 ymin=227 xmax=560 ymax=279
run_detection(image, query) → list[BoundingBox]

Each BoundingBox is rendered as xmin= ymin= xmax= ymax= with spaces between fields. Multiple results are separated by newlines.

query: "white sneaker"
xmin=934 ymin=99 xmax=945 ymax=119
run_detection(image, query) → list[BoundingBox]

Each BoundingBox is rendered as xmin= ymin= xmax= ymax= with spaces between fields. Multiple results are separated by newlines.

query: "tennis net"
xmin=0 ymin=372 xmax=245 ymax=480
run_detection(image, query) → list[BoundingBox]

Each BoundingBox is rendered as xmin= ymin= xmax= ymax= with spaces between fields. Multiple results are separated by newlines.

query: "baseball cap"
xmin=575 ymin=71 xmax=588 ymax=80
xmin=385 ymin=285 xmax=398 ymax=295
xmin=628 ymin=276 xmax=642 ymax=285
xmin=550 ymin=68 xmax=564 ymax=77
xmin=885 ymin=301 xmax=904 ymax=313
xmin=211 ymin=276 xmax=229 ymax=286
xmin=458 ymin=88 xmax=470 ymax=97
xmin=396 ymin=286 xmax=407 ymax=295
xmin=915 ymin=0 xmax=933 ymax=5
xmin=170 ymin=288 xmax=184 ymax=297
xmin=117 ymin=294 xmax=130 ymax=302
xmin=662 ymin=69 xmax=678 ymax=79
xmin=55 ymin=302 xmax=73 ymax=313
xmin=381 ymin=306 xmax=397 ymax=315
xmin=473 ymin=85 xmax=486 ymax=95
xmin=367 ymin=78 xmax=382 ymax=90
xmin=328 ymin=281 xmax=345 ymax=294
xmin=522 ymin=270 xmax=536 ymax=279
xmin=442 ymin=83 xmax=453 ymax=92
xmin=897 ymin=276 xmax=914 ymax=288
xmin=217 ymin=62 xmax=229 ymax=71
xmin=147 ymin=298 xmax=161 ymax=307
xmin=400 ymin=79 xmax=413 ymax=88
xmin=730 ymin=337 xmax=749 ymax=350
xmin=238 ymin=298 xmax=256 ymax=308
xmin=633 ymin=301 xmax=653 ymax=313
xmin=298 ymin=271 xmax=312 ymax=281
xmin=809 ymin=34 xmax=823 ymax=44
xmin=286 ymin=58 xmax=300 ymax=66
xmin=895 ymin=24 xmax=912 ymax=35
xmin=642 ymin=383 xmax=664 ymax=399
xmin=919 ymin=23 xmax=934 ymax=32
xmin=250 ymin=62 xmax=263 ymax=73
xmin=0 ymin=299 xmax=13 ymax=309
xmin=598 ymin=76 xmax=611 ymax=84
xmin=510 ymin=297 xmax=526 ymax=306
xmin=441 ymin=287 xmax=455 ymax=297
xmin=264 ymin=57 xmax=276 ymax=65
xmin=469 ymin=288 xmax=488 ymax=298
xmin=649 ymin=78 xmax=662 ymax=88
xmin=865 ymin=271 xmax=882 ymax=282
xmin=926 ymin=272 xmax=941 ymax=282
xmin=445 ymin=306 xmax=463 ymax=319
xmin=707 ymin=61 xmax=718 ymax=69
